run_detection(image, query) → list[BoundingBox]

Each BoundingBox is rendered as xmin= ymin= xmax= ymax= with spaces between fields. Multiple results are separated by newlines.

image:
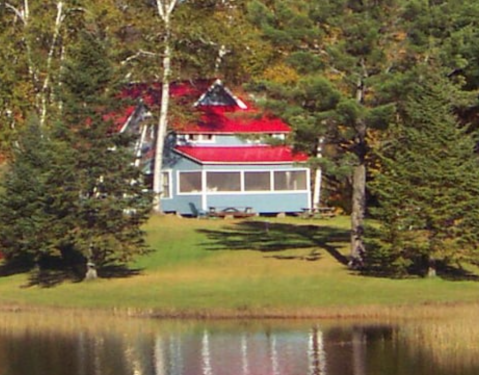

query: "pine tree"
xmin=0 ymin=30 xmax=151 ymax=281
xmin=367 ymin=71 xmax=479 ymax=277
xmin=0 ymin=119 xmax=57 ymax=267
xmin=246 ymin=0 xmax=404 ymax=267
xmin=58 ymin=30 xmax=152 ymax=278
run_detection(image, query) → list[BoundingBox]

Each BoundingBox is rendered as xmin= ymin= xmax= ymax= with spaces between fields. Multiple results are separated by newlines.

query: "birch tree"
xmin=152 ymin=0 xmax=179 ymax=213
xmin=150 ymin=0 xmax=259 ymax=211
xmin=0 ymin=0 xmax=127 ymax=156
xmin=2 ymin=0 xmax=66 ymax=126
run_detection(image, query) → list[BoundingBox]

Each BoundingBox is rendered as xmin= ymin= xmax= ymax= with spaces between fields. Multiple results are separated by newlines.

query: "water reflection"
xmin=1 ymin=313 xmax=479 ymax=375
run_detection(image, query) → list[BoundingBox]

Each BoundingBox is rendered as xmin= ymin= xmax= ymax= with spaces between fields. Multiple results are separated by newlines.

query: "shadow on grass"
xmin=0 ymin=257 xmax=143 ymax=288
xmin=98 ymin=265 xmax=142 ymax=279
xmin=0 ymin=259 xmax=32 ymax=277
xmin=198 ymin=221 xmax=350 ymax=265
xmin=24 ymin=267 xmax=83 ymax=288
xmin=436 ymin=262 xmax=479 ymax=282
xmin=364 ymin=225 xmax=479 ymax=281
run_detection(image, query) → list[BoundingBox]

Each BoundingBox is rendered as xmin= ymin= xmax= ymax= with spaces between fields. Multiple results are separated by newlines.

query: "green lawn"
xmin=1 ymin=215 xmax=479 ymax=317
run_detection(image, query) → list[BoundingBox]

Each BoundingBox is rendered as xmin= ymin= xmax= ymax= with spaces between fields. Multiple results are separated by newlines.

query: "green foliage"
xmin=57 ymin=31 xmax=152 ymax=270
xmin=0 ymin=30 xmax=151 ymax=281
xmin=366 ymin=72 xmax=479 ymax=277
xmin=0 ymin=119 xmax=66 ymax=266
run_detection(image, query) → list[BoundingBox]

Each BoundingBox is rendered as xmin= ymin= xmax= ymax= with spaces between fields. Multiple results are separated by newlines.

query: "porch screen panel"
xmin=244 ymin=171 xmax=271 ymax=191
xmin=179 ymin=172 xmax=202 ymax=193
xmin=207 ymin=171 xmax=241 ymax=192
xmin=274 ymin=170 xmax=307 ymax=191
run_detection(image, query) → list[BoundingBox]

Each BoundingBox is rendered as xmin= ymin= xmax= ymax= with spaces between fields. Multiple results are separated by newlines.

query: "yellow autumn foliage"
xmin=262 ymin=64 xmax=300 ymax=85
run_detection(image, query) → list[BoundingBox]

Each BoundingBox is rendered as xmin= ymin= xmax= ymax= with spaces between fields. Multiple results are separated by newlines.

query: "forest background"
xmin=2 ymin=0 xmax=479 ymax=280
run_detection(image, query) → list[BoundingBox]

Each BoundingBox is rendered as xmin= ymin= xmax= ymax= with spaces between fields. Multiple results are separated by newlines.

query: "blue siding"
xmin=161 ymin=133 xmax=311 ymax=215
xmin=162 ymin=195 xmax=203 ymax=215
xmin=205 ymin=193 xmax=309 ymax=214
xmin=175 ymin=134 xmax=283 ymax=147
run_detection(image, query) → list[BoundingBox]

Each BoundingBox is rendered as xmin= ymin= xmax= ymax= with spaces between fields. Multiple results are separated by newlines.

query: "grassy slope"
xmin=0 ymin=215 xmax=479 ymax=317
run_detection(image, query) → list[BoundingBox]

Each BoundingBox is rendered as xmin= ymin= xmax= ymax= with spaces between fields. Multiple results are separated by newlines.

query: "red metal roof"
xmin=175 ymin=146 xmax=308 ymax=164
xmin=121 ymin=81 xmax=292 ymax=134
xmin=178 ymin=108 xmax=291 ymax=134
xmin=121 ymin=80 xmax=216 ymax=107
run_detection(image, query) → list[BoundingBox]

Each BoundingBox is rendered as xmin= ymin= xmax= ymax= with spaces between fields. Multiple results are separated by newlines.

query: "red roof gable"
xmin=121 ymin=80 xmax=292 ymax=134
xmin=175 ymin=146 xmax=308 ymax=164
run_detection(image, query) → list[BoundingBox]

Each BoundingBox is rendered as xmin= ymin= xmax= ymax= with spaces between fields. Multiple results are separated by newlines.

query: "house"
xmin=120 ymin=80 xmax=313 ymax=216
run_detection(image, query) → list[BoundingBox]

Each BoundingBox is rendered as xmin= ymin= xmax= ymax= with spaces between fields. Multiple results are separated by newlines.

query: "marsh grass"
xmin=0 ymin=215 xmax=479 ymax=318
xmin=399 ymin=307 xmax=479 ymax=371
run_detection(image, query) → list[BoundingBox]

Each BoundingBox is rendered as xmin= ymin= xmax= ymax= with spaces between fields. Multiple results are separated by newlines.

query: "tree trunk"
xmin=40 ymin=1 xmax=64 ymax=127
xmin=426 ymin=258 xmax=437 ymax=278
xmin=152 ymin=0 xmax=177 ymax=213
xmin=312 ymin=137 xmax=324 ymax=209
xmin=349 ymin=119 xmax=367 ymax=269
xmin=152 ymin=41 xmax=171 ymax=213
xmin=350 ymin=161 xmax=366 ymax=268
xmin=349 ymin=75 xmax=368 ymax=269
xmin=85 ymin=260 xmax=97 ymax=280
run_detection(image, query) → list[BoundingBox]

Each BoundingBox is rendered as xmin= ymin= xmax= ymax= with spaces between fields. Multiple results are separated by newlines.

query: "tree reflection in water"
xmin=1 ymin=313 xmax=479 ymax=375
xmin=309 ymin=326 xmax=327 ymax=375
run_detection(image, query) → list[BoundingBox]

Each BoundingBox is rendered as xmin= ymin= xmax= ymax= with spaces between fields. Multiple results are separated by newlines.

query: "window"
xmin=207 ymin=171 xmax=241 ymax=192
xmin=244 ymin=171 xmax=271 ymax=191
xmin=274 ymin=170 xmax=307 ymax=191
xmin=187 ymin=134 xmax=200 ymax=141
xmin=196 ymin=84 xmax=238 ymax=106
xmin=186 ymin=134 xmax=215 ymax=143
xmin=162 ymin=171 xmax=171 ymax=198
xmin=179 ymin=172 xmax=202 ymax=193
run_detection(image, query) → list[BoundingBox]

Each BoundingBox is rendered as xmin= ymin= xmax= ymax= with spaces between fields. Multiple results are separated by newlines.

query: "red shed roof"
xmin=175 ymin=146 xmax=308 ymax=164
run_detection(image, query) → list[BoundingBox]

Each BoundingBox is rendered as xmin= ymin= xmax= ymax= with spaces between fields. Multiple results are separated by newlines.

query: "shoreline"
xmin=1 ymin=300 xmax=477 ymax=321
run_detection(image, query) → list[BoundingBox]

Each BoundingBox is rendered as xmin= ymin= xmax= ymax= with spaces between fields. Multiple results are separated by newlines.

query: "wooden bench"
xmin=209 ymin=206 xmax=255 ymax=218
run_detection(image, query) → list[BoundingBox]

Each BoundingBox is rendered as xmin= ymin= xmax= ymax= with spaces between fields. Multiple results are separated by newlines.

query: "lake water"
xmin=0 ymin=312 xmax=478 ymax=375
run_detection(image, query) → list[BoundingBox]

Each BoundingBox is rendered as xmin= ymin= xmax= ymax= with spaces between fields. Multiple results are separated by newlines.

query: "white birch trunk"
xmin=40 ymin=1 xmax=64 ymax=126
xmin=6 ymin=1 xmax=38 ymax=86
xmin=153 ymin=0 xmax=178 ymax=213
xmin=6 ymin=0 xmax=65 ymax=126
xmin=312 ymin=137 xmax=324 ymax=209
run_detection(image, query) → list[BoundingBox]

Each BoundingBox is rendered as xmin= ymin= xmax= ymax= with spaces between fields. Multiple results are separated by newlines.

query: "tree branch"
xmin=121 ymin=50 xmax=161 ymax=65
xmin=5 ymin=3 xmax=26 ymax=23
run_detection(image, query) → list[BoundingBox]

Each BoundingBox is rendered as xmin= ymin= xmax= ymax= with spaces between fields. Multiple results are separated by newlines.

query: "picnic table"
xmin=209 ymin=206 xmax=255 ymax=218
xmin=301 ymin=206 xmax=336 ymax=219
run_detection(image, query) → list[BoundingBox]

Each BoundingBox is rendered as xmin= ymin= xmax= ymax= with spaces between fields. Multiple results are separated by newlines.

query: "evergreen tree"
xmin=0 ymin=30 xmax=152 ymax=282
xmin=246 ymin=0 xmax=404 ymax=267
xmin=367 ymin=71 xmax=479 ymax=277
xmin=58 ymin=30 xmax=152 ymax=278
xmin=0 ymin=118 xmax=66 ymax=268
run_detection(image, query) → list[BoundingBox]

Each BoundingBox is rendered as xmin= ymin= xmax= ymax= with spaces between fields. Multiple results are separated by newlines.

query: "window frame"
xmin=177 ymin=171 xmax=203 ymax=195
xmin=273 ymin=170 xmax=308 ymax=191
xmin=161 ymin=170 xmax=173 ymax=199
xmin=206 ymin=171 xmax=242 ymax=192
xmin=176 ymin=168 xmax=310 ymax=195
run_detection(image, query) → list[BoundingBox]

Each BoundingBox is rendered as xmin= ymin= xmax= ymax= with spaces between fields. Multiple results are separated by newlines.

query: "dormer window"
xmin=186 ymin=134 xmax=215 ymax=143
xmin=194 ymin=79 xmax=248 ymax=109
